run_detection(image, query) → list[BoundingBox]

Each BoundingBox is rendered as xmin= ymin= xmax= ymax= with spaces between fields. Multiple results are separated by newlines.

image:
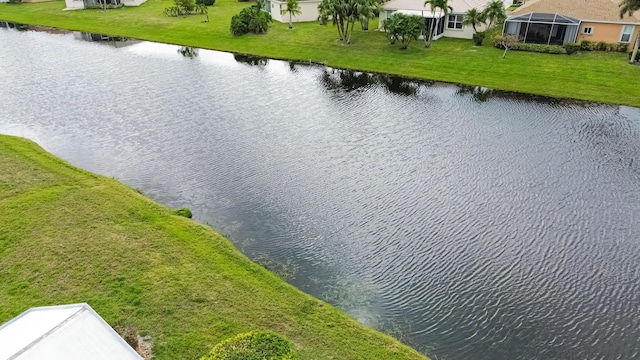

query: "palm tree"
xmin=482 ymin=0 xmax=506 ymax=28
xmin=317 ymin=0 xmax=360 ymax=44
xmin=620 ymin=0 xmax=640 ymax=63
xmin=357 ymin=0 xmax=381 ymax=31
xmin=285 ymin=0 xmax=302 ymax=29
xmin=423 ymin=0 xmax=452 ymax=48
xmin=462 ymin=8 xmax=486 ymax=33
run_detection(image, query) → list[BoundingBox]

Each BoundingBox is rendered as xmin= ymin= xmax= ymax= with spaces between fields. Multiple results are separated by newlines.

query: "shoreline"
xmin=1 ymin=0 xmax=639 ymax=107
xmin=0 ymin=134 xmax=430 ymax=360
xmin=0 ymin=20 xmax=623 ymax=108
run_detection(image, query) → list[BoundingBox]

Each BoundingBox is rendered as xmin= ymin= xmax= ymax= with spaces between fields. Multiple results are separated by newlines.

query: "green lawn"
xmin=0 ymin=134 xmax=428 ymax=359
xmin=1 ymin=0 xmax=639 ymax=106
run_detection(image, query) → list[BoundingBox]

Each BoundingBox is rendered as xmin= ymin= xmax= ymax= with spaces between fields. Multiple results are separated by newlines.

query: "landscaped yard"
xmin=0 ymin=134 xmax=429 ymax=360
xmin=1 ymin=0 xmax=639 ymax=106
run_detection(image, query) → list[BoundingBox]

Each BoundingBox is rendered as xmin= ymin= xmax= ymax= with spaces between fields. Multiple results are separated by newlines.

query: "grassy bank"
xmin=0 ymin=134 xmax=428 ymax=360
xmin=1 ymin=0 xmax=639 ymax=106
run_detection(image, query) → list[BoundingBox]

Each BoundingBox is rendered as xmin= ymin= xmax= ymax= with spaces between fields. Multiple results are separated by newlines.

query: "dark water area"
xmin=1 ymin=26 xmax=640 ymax=360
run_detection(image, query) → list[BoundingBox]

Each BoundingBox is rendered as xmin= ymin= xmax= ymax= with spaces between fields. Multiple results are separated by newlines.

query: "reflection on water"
xmin=2 ymin=26 xmax=640 ymax=360
xmin=320 ymin=69 xmax=425 ymax=96
xmin=233 ymin=54 xmax=269 ymax=67
xmin=178 ymin=46 xmax=199 ymax=58
xmin=73 ymin=31 xmax=138 ymax=48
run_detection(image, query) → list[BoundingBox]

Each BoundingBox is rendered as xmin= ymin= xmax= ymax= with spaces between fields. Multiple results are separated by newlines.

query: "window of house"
xmin=620 ymin=25 xmax=635 ymax=43
xmin=582 ymin=27 xmax=593 ymax=35
xmin=447 ymin=14 xmax=463 ymax=30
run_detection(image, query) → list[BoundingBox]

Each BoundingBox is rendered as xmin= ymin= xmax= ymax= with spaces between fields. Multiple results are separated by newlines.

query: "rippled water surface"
xmin=1 ymin=27 xmax=640 ymax=360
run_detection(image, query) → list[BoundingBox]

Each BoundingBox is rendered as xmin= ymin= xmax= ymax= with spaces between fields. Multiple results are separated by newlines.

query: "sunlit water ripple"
xmin=1 ymin=27 xmax=640 ymax=360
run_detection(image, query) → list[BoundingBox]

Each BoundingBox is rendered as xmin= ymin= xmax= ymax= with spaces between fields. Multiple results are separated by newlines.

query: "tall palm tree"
xmin=620 ymin=0 xmax=640 ymax=63
xmin=423 ymin=0 xmax=452 ymax=48
xmin=285 ymin=0 xmax=302 ymax=29
xmin=482 ymin=0 xmax=506 ymax=28
xmin=462 ymin=7 xmax=486 ymax=33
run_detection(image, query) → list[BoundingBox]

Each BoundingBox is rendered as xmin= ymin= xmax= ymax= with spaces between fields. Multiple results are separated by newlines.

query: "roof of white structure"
xmin=0 ymin=303 xmax=143 ymax=360
xmin=382 ymin=0 xmax=500 ymax=14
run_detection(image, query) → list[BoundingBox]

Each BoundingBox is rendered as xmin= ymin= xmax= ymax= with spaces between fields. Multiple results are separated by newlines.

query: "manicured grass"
xmin=0 ymin=134 xmax=428 ymax=360
xmin=1 ymin=0 xmax=639 ymax=106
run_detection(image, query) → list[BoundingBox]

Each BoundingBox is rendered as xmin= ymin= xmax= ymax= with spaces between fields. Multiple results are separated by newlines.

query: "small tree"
xmin=463 ymin=8 xmax=486 ymax=45
xmin=230 ymin=0 xmax=273 ymax=36
xmin=175 ymin=0 xmax=197 ymax=13
xmin=482 ymin=0 xmax=506 ymax=28
xmin=499 ymin=34 xmax=518 ymax=58
xmin=383 ymin=13 xmax=424 ymax=49
xmin=382 ymin=12 xmax=401 ymax=44
xmin=357 ymin=0 xmax=381 ymax=31
xmin=285 ymin=0 xmax=302 ymax=29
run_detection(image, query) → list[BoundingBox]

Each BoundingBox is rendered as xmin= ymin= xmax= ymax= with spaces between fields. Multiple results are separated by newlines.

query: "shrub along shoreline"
xmin=1 ymin=0 xmax=639 ymax=107
xmin=0 ymin=134 xmax=429 ymax=359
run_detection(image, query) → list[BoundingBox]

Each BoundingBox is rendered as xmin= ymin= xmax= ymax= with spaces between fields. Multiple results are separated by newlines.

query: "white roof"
xmin=0 ymin=303 xmax=143 ymax=360
xmin=383 ymin=0 xmax=504 ymax=14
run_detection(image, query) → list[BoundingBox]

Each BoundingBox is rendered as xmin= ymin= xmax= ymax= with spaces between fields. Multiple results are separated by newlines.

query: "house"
xmin=263 ymin=0 xmax=322 ymax=23
xmin=64 ymin=0 xmax=147 ymax=10
xmin=0 ymin=303 xmax=143 ymax=360
xmin=379 ymin=0 xmax=513 ymax=40
xmin=504 ymin=0 xmax=640 ymax=50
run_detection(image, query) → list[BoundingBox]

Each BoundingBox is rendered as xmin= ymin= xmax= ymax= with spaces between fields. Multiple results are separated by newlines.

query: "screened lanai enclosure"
xmin=504 ymin=13 xmax=580 ymax=45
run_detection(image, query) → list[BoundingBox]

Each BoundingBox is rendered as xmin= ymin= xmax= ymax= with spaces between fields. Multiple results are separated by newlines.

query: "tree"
xmin=317 ymin=0 xmax=361 ymax=44
xmin=462 ymin=8 xmax=485 ymax=33
xmin=382 ymin=12 xmax=401 ymax=44
xmin=482 ymin=0 xmax=506 ymax=28
xmin=620 ymin=0 xmax=640 ymax=64
xmin=423 ymin=0 xmax=452 ymax=48
xmin=230 ymin=0 xmax=273 ymax=36
xmin=383 ymin=13 xmax=424 ymax=49
xmin=499 ymin=34 xmax=518 ymax=58
xmin=357 ymin=0 xmax=381 ymax=31
xmin=285 ymin=0 xmax=302 ymax=29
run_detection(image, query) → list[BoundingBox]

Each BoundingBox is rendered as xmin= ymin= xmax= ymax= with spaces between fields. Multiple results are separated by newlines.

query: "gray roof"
xmin=0 ymin=303 xmax=143 ymax=360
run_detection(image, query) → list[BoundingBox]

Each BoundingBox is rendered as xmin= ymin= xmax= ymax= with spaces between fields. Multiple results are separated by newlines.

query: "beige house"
xmin=263 ymin=0 xmax=322 ymax=23
xmin=379 ymin=0 xmax=513 ymax=40
xmin=505 ymin=0 xmax=640 ymax=50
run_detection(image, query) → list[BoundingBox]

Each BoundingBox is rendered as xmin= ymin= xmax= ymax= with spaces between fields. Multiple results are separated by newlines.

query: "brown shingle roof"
xmin=511 ymin=0 xmax=640 ymax=23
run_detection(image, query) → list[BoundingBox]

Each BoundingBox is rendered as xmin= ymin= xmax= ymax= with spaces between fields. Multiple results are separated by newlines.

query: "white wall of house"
xmin=269 ymin=0 xmax=321 ymax=23
xmin=64 ymin=0 xmax=146 ymax=9
xmin=64 ymin=0 xmax=84 ymax=9
xmin=121 ymin=0 xmax=146 ymax=5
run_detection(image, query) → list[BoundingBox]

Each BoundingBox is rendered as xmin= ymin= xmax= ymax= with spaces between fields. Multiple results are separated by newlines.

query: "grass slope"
xmin=0 ymin=134 xmax=428 ymax=360
xmin=1 ymin=0 xmax=639 ymax=106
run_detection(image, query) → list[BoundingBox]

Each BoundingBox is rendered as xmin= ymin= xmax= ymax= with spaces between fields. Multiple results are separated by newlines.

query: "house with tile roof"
xmin=379 ymin=0 xmax=513 ymax=40
xmin=504 ymin=0 xmax=640 ymax=50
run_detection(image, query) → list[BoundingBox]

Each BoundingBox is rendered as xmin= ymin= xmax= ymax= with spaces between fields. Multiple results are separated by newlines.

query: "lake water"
xmin=1 ymin=25 xmax=640 ymax=360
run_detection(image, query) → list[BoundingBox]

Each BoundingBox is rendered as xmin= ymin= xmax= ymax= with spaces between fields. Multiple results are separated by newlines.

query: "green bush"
xmin=472 ymin=32 xmax=485 ymax=46
xmin=493 ymin=36 xmax=566 ymax=54
xmin=201 ymin=331 xmax=299 ymax=360
xmin=630 ymin=51 xmax=640 ymax=62
xmin=564 ymin=42 xmax=580 ymax=55
xmin=580 ymin=40 xmax=628 ymax=52
xmin=230 ymin=4 xmax=272 ymax=36
xmin=174 ymin=207 xmax=193 ymax=218
xmin=196 ymin=0 xmax=215 ymax=6
xmin=517 ymin=43 xmax=565 ymax=54
xmin=8 ymin=0 xmax=23 ymax=4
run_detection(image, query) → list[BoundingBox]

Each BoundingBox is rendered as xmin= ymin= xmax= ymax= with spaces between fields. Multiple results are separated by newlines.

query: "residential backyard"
xmin=0 ymin=0 xmax=638 ymax=104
